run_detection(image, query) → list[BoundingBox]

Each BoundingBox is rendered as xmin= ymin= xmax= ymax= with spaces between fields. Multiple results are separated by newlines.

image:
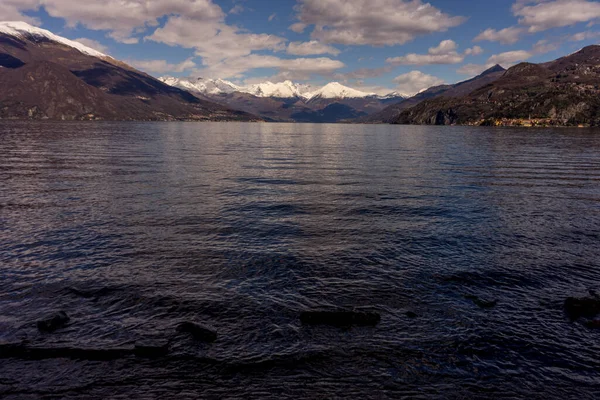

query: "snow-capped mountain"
xmin=160 ymin=77 xmax=241 ymax=96
xmin=0 ymin=21 xmax=111 ymax=60
xmin=160 ymin=77 xmax=390 ymax=100
xmin=243 ymin=80 xmax=313 ymax=98
xmin=305 ymin=82 xmax=377 ymax=100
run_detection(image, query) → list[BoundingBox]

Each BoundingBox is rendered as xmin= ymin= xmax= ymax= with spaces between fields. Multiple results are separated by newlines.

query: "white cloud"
xmin=268 ymin=13 xmax=277 ymax=22
xmin=147 ymin=16 xmax=286 ymax=65
xmin=514 ymin=0 xmax=600 ymax=33
xmin=465 ymin=46 xmax=484 ymax=55
xmin=2 ymin=0 xmax=226 ymax=44
xmin=194 ymin=55 xmax=345 ymax=80
xmin=0 ymin=0 xmax=40 ymax=25
xmin=457 ymin=63 xmax=493 ymax=76
xmin=387 ymin=40 xmax=482 ymax=66
xmin=458 ymin=39 xmax=557 ymax=75
xmin=292 ymin=0 xmax=466 ymax=46
xmin=128 ymin=58 xmax=197 ymax=74
xmin=287 ymin=41 xmax=341 ymax=56
xmin=229 ymin=5 xmax=245 ymax=14
xmin=289 ymin=22 xmax=308 ymax=33
xmin=474 ymin=26 xmax=525 ymax=45
xmin=392 ymin=71 xmax=445 ymax=96
xmin=487 ymin=50 xmax=533 ymax=65
xmin=570 ymin=31 xmax=600 ymax=41
xmin=74 ymin=38 xmax=109 ymax=54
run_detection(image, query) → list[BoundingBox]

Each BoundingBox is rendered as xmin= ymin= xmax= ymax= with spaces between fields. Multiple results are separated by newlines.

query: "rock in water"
xmin=465 ymin=295 xmax=498 ymax=309
xmin=564 ymin=297 xmax=600 ymax=321
xmin=177 ymin=322 xmax=218 ymax=342
xmin=300 ymin=311 xmax=381 ymax=327
xmin=134 ymin=340 xmax=170 ymax=358
xmin=37 ymin=311 xmax=70 ymax=333
xmin=405 ymin=311 xmax=418 ymax=319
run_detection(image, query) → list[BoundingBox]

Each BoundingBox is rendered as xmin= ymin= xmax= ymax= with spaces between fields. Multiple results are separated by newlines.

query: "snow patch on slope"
xmin=0 ymin=21 xmax=110 ymax=59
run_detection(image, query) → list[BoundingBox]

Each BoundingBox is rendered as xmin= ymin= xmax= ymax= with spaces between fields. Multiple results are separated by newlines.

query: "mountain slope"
xmin=363 ymin=65 xmax=506 ymax=123
xmin=395 ymin=46 xmax=600 ymax=126
xmin=0 ymin=21 xmax=257 ymax=121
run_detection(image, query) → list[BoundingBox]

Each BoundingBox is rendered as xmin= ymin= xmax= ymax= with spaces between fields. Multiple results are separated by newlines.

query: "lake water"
xmin=1 ymin=121 xmax=599 ymax=399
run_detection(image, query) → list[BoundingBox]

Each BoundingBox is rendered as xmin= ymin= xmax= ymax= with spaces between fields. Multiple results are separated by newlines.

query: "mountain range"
xmin=160 ymin=77 xmax=406 ymax=123
xmin=1 ymin=21 xmax=600 ymax=126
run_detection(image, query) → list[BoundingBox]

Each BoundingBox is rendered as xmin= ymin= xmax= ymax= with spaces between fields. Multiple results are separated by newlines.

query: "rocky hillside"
xmin=0 ymin=21 xmax=257 ymax=121
xmin=395 ymin=46 xmax=600 ymax=126
xmin=363 ymin=65 xmax=506 ymax=123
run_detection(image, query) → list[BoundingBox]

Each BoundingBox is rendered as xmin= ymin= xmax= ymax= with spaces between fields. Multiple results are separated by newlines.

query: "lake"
xmin=1 ymin=121 xmax=599 ymax=399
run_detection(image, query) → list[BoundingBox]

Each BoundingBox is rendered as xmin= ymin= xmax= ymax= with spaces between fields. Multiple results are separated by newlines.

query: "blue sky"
xmin=4 ymin=0 xmax=600 ymax=95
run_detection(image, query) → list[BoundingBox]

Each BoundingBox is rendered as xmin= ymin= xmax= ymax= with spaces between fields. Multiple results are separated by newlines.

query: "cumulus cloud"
xmin=465 ymin=46 xmax=484 ymax=55
xmin=457 ymin=39 xmax=557 ymax=75
xmin=0 ymin=0 xmax=40 ymax=25
xmin=292 ymin=0 xmax=466 ymax=46
xmin=3 ymin=0 xmax=226 ymax=44
xmin=74 ymin=38 xmax=109 ymax=54
xmin=147 ymin=16 xmax=286 ymax=65
xmin=386 ymin=40 xmax=483 ymax=66
xmin=229 ymin=5 xmax=245 ymax=14
xmin=128 ymin=58 xmax=197 ymax=74
xmin=194 ymin=55 xmax=345 ymax=80
xmin=287 ymin=41 xmax=341 ymax=56
xmin=474 ymin=26 xmax=525 ymax=45
xmin=513 ymin=0 xmax=600 ymax=33
xmin=386 ymin=40 xmax=463 ymax=65
xmin=570 ymin=31 xmax=600 ymax=41
xmin=392 ymin=71 xmax=445 ymax=96
xmin=457 ymin=63 xmax=493 ymax=76
xmin=487 ymin=50 xmax=533 ymax=65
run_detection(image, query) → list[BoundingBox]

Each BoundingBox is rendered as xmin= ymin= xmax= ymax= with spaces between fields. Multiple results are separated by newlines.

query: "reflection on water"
xmin=1 ymin=121 xmax=600 ymax=398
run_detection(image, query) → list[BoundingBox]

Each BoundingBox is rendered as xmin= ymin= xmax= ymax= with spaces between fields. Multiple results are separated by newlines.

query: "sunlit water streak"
xmin=1 ymin=121 xmax=599 ymax=399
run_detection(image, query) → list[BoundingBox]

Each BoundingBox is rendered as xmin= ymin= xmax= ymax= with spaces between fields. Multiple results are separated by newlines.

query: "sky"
xmin=2 ymin=0 xmax=600 ymax=95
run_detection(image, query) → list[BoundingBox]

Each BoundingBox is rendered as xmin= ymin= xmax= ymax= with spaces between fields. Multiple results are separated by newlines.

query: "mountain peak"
xmin=0 ymin=21 xmax=109 ymax=59
xmin=482 ymin=64 xmax=506 ymax=75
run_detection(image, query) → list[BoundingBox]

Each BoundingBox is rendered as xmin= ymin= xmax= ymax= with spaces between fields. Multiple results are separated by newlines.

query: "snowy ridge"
xmin=160 ymin=77 xmax=397 ymax=100
xmin=160 ymin=77 xmax=241 ymax=95
xmin=0 ymin=21 xmax=110 ymax=59
xmin=304 ymin=82 xmax=376 ymax=100
xmin=242 ymin=80 xmax=313 ymax=99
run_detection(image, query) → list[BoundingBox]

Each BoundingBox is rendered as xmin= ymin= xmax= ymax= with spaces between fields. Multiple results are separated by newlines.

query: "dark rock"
xmin=177 ymin=322 xmax=218 ymax=342
xmin=37 ymin=311 xmax=70 ymax=333
xmin=465 ymin=295 xmax=498 ymax=309
xmin=300 ymin=311 xmax=381 ymax=327
xmin=585 ymin=320 xmax=600 ymax=329
xmin=564 ymin=297 xmax=600 ymax=321
xmin=134 ymin=341 xmax=170 ymax=358
xmin=405 ymin=311 xmax=418 ymax=319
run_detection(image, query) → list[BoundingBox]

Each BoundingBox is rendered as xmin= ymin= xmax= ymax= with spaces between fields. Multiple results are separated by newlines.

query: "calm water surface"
xmin=1 ymin=121 xmax=599 ymax=399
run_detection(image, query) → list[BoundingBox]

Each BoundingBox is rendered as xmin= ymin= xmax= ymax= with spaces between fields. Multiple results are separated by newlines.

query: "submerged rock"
xmin=37 ymin=311 xmax=70 ymax=333
xmin=585 ymin=320 xmax=600 ymax=329
xmin=465 ymin=295 xmax=498 ymax=309
xmin=564 ymin=297 xmax=600 ymax=321
xmin=177 ymin=322 xmax=218 ymax=342
xmin=134 ymin=340 xmax=170 ymax=358
xmin=405 ymin=311 xmax=418 ymax=319
xmin=300 ymin=311 xmax=381 ymax=327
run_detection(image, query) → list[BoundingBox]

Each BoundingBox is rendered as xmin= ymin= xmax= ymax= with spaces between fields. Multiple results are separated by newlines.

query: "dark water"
xmin=1 ymin=121 xmax=600 ymax=399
